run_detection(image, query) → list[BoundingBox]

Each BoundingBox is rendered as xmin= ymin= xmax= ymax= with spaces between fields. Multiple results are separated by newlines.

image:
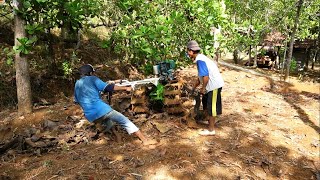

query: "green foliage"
xmin=223 ymin=0 xmax=274 ymax=58
xmin=62 ymin=61 xmax=72 ymax=78
xmin=104 ymin=0 xmax=227 ymax=67
xmin=16 ymin=0 xmax=104 ymax=30
xmin=3 ymin=48 xmax=15 ymax=66
xmin=4 ymin=0 xmax=317 ymax=78
xmin=296 ymin=0 xmax=320 ymax=40
xmin=25 ymin=23 xmax=43 ymax=35
xmin=140 ymin=62 xmax=154 ymax=76
xmin=150 ymin=84 xmax=164 ymax=101
xmin=224 ymin=0 xmax=317 ymax=51
xmin=290 ymin=58 xmax=297 ymax=72
xmin=13 ymin=36 xmax=37 ymax=55
xmin=260 ymin=49 xmax=267 ymax=56
xmin=9 ymin=0 xmax=104 ymax=59
xmin=43 ymin=160 xmax=53 ymax=167
xmin=61 ymin=51 xmax=79 ymax=79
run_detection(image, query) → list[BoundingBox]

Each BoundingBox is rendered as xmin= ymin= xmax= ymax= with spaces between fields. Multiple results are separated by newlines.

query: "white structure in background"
xmin=210 ymin=26 xmax=221 ymax=62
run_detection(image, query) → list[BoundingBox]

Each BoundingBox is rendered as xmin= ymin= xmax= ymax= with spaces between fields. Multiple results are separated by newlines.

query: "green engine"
xmin=153 ymin=60 xmax=176 ymax=84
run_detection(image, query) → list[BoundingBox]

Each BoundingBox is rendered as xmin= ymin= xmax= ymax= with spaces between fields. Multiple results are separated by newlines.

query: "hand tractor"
xmin=107 ymin=60 xmax=205 ymax=125
xmin=112 ymin=60 xmax=187 ymax=115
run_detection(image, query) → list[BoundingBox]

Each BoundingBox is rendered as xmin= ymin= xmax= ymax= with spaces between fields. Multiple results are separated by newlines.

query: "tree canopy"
xmin=0 ymin=0 xmax=319 ymax=112
xmin=2 ymin=0 xmax=318 ymax=65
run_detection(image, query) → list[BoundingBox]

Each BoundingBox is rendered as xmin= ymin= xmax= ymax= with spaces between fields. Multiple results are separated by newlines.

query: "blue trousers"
xmin=94 ymin=110 xmax=139 ymax=134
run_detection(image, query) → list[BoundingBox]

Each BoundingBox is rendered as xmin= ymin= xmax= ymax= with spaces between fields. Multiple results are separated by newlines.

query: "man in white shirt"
xmin=186 ymin=40 xmax=224 ymax=135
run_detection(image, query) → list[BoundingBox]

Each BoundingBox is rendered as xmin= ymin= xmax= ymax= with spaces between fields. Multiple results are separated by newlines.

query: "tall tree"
xmin=13 ymin=0 xmax=32 ymax=114
xmin=284 ymin=0 xmax=304 ymax=81
xmin=224 ymin=0 xmax=269 ymax=66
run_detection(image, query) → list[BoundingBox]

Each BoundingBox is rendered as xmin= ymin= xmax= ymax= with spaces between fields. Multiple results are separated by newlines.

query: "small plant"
xmin=260 ymin=49 xmax=267 ymax=56
xmin=149 ymin=84 xmax=164 ymax=101
xmin=43 ymin=160 xmax=53 ymax=167
xmin=13 ymin=36 xmax=37 ymax=55
xmin=61 ymin=143 xmax=70 ymax=151
xmin=3 ymin=47 xmax=14 ymax=66
xmin=62 ymin=61 xmax=73 ymax=79
xmin=62 ymin=51 xmax=80 ymax=79
xmin=290 ymin=58 xmax=297 ymax=72
xmin=25 ymin=23 xmax=44 ymax=35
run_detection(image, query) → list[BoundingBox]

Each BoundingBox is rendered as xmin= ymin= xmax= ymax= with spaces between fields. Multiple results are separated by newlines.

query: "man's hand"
xmin=114 ymin=85 xmax=132 ymax=91
xmin=200 ymin=88 xmax=205 ymax=95
xmin=125 ymin=86 xmax=132 ymax=92
xmin=108 ymin=80 xmax=115 ymax=84
xmin=114 ymin=79 xmax=122 ymax=84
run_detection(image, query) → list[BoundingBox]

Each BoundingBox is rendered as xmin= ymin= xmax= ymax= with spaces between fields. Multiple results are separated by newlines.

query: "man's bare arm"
xmin=193 ymin=78 xmax=200 ymax=90
xmin=201 ymin=76 xmax=209 ymax=94
xmin=113 ymin=85 xmax=132 ymax=92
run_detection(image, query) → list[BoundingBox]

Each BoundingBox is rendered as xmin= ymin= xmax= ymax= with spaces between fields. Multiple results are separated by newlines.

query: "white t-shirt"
xmin=195 ymin=54 xmax=224 ymax=92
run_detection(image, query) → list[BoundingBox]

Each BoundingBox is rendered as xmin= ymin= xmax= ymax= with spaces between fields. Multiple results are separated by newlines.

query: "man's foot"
xmin=196 ymin=119 xmax=209 ymax=125
xmin=142 ymin=139 xmax=158 ymax=146
xmin=198 ymin=129 xmax=216 ymax=136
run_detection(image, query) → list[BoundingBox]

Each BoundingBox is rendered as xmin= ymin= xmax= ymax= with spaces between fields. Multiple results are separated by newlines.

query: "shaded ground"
xmin=0 ymin=59 xmax=319 ymax=180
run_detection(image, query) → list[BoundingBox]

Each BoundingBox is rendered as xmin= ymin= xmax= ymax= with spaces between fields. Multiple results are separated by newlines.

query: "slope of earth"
xmin=0 ymin=61 xmax=319 ymax=180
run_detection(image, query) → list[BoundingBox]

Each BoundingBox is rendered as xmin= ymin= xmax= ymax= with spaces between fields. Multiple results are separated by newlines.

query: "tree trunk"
xmin=249 ymin=45 xmax=252 ymax=64
xmin=282 ymin=42 xmax=288 ymax=74
xmin=305 ymin=48 xmax=309 ymax=71
xmin=313 ymin=25 xmax=320 ymax=70
xmin=14 ymin=0 xmax=32 ymax=114
xmin=45 ymin=27 xmax=55 ymax=66
xmin=276 ymin=46 xmax=281 ymax=69
xmin=284 ymin=0 xmax=304 ymax=81
xmin=253 ymin=46 xmax=257 ymax=67
xmin=75 ymin=29 xmax=81 ymax=50
xmin=233 ymin=49 xmax=240 ymax=64
xmin=313 ymin=50 xmax=318 ymax=70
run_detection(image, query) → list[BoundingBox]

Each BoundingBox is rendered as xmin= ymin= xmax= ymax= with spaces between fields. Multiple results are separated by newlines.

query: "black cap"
xmin=79 ymin=64 xmax=95 ymax=75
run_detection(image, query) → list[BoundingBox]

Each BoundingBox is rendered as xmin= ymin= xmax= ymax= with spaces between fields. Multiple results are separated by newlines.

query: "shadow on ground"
xmin=265 ymin=77 xmax=320 ymax=134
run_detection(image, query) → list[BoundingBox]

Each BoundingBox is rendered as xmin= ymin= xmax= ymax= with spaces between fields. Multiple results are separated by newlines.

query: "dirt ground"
xmin=0 ymin=60 xmax=319 ymax=180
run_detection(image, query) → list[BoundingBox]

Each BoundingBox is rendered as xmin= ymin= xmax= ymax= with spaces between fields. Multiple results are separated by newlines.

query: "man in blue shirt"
xmin=74 ymin=64 xmax=156 ymax=145
xmin=186 ymin=40 xmax=224 ymax=135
